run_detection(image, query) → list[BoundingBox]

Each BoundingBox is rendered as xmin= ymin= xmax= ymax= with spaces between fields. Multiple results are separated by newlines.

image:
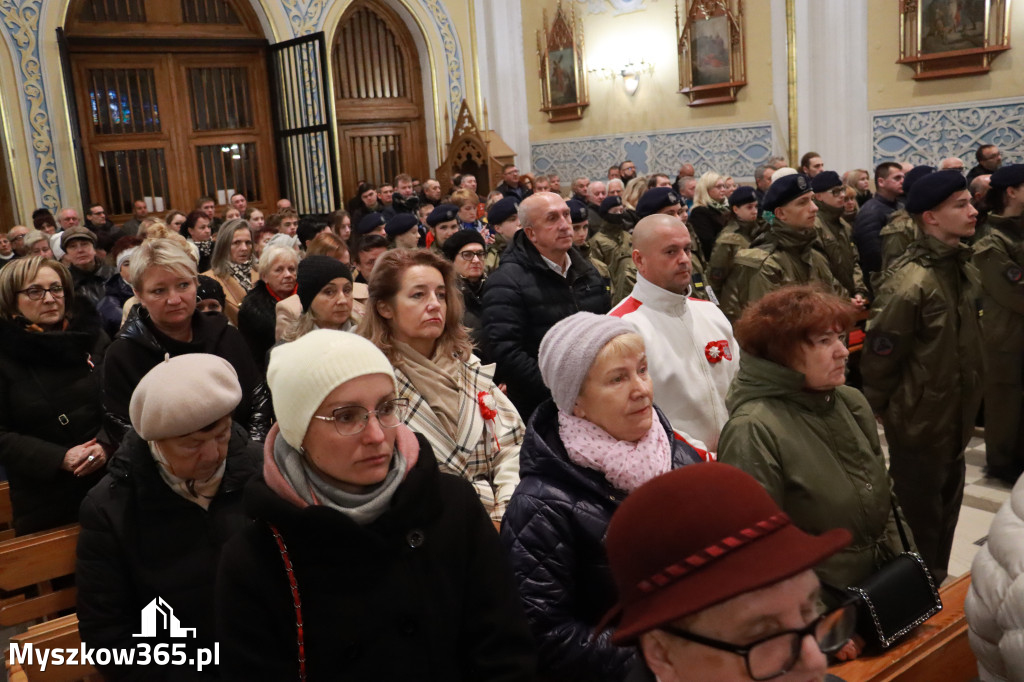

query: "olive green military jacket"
xmin=719 ymin=354 xmax=910 ymax=592
xmin=589 ymin=221 xmax=635 ymax=307
xmin=862 ymin=235 xmax=983 ymax=453
xmin=814 ymin=202 xmax=869 ymax=298
xmin=578 ymin=241 xmax=615 ymax=302
xmin=708 ymin=218 xmax=761 ymax=291
xmin=879 ymin=210 xmax=918 ymax=276
xmin=485 ymin=232 xmax=508 ymax=274
xmin=973 ymin=214 xmax=1024 ymax=355
xmin=719 ymin=221 xmax=846 ymax=322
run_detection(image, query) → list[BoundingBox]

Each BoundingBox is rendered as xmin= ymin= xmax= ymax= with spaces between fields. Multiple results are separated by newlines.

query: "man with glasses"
xmin=969 ymin=144 xmax=1003 ymax=183
xmin=6 ymin=225 xmax=29 ymax=258
xmin=812 ymin=171 xmax=868 ymax=307
xmin=496 ymin=164 xmax=525 ymax=201
xmin=619 ymin=160 xmax=638 ymax=183
xmin=602 ymin=462 xmax=855 ymax=681
xmin=84 ymin=203 xmax=123 ymax=257
xmin=443 ymin=230 xmax=490 ymax=361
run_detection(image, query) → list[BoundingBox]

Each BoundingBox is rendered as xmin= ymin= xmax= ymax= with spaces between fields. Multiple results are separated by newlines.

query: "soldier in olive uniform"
xmin=635 ymin=187 xmax=714 ymax=302
xmin=878 ymin=166 xmax=935 ymax=279
xmin=588 ymin=195 xmax=634 ymax=306
xmin=720 ymin=174 xmax=846 ymax=322
xmin=708 ymin=186 xmax=763 ymax=291
xmin=569 ymin=199 xmax=614 ymax=300
xmin=973 ymin=164 xmax=1024 ymax=483
xmin=862 ymin=170 xmax=983 ymax=584
xmin=811 ymin=171 xmax=869 ymax=308
xmin=426 ymin=204 xmax=460 ymax=257
xmin=485 ymin=197 xmax=520 ymax=274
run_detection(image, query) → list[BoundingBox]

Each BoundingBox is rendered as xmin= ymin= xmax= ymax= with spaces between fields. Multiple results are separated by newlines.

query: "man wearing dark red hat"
xmin=603 ymin=463 xmax=855 ymax=681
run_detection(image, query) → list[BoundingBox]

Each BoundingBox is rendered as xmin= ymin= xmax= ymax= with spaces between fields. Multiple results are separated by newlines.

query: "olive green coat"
xmin=719 ymin=221 xmax=847 ymax=322
xmin=588 ymin=222 xmax=635 ymax=307
xmin=719 ymin=354 xmax=909 ymax=592
xmin=708 ymin=218 xmax=761 ymax=291
xmin=878 ymin=210 xmax=918 ymax=276
xmin=972 ymin=214 xmax=1024 ymax=469
xmin=814 ymin=201 xmax=868 ymax=298
xmin=486 ymin=232 xmax=509 ymax=274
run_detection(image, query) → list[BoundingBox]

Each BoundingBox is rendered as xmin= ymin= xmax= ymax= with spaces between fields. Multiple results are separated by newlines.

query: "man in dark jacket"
xmin=63 ymin=227 xmax=115 ymax=312
xmin=853 ymin=162 xmax=905 ymax=285
xmin=968 ymin=143 xmax=1003 ymax=183
xmin=496 ymin=164 xmax=525 ymax=200
xmin=482 ymin=192 xmax=611 ymax=419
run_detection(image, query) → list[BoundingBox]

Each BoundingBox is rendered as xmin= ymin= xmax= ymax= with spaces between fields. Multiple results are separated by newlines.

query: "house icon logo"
xmin=132 ymin=597 xmax=197 ymax=639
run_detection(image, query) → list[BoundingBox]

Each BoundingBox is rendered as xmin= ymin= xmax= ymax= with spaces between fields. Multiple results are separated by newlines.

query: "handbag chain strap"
xmin=268 ymin=523 xmax=307 ymax=682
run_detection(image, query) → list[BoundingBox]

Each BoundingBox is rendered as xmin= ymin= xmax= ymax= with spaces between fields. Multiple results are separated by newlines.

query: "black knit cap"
xmin=636 ymin=187 xmax=682 ymax=219
xmin=441 ymin=229 xmax=486 ymax=262
xmin=487 ymin=197 xmax=519 ymax=225
xmin=196 ymin=275 xmax=225 ymax=306
xmin=385 ymin=213 xmax=419 ymax=238
xmin=762 ymin=174 xmax=811 ymax=213
xmin=567 ymin=199 xmax=589 ymax=224
xmin=810 ymin=170 xmax=842 ymax=193
xmin=297 ymin=255 xmax=353 ymax=313
xmin=599 ymin=195 xmax=624 ymax=218
xmin=355 ymin=212 xmax=386 ymax=235
xmin=906 ymin=170 xmax=968 ymax=214
xmin=427 ymin=204 xmax=459 ymax=227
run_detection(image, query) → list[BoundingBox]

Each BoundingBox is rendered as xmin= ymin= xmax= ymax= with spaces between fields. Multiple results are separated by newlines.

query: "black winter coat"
xmin=76 ymin=424 xmax=260 ymax=681
xmin=98 ymin=274 xmax=133 ymax=337
xmin=482 ymin=230 xmax=611 ymax=419
xmin=237 ymin=282 xmax=280 ymax=373
xmin=216 ymin=430 xmax=537 ymax=682
xmin=102 ymin=306 xmax=271 ymax=445
xmin=689 ymin=205 xmax=730 ymax=262
xmin=0 ymin=303 xmax=109 ymax=534
xmin=500 ymin=400 xmax=703 ymax=682
xmin=70 ymin=261 xmax=115 ymax=309
xmin=459 ymin=275 xmax=492 ymax=363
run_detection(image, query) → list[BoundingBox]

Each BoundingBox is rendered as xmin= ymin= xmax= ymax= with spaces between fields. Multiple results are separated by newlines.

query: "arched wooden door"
xmin=332 ymin=0 xmax=428 ymax=200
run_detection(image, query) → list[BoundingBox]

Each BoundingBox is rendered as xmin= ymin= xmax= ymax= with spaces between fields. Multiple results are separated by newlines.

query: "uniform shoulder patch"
xmin=1006 ymin=264 xmax=1023 ymax=283
xmin=869 ymin=333 xmax=895 ymax=356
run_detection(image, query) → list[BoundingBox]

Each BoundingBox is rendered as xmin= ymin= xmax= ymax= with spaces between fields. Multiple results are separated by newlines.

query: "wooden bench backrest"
xmin=6 ymin=614 xmax=100 ymax=682
xmin=0 ymin=524 xmax=80 ymax=628
xmin=0 ymin=481 xmax=13 ymax=539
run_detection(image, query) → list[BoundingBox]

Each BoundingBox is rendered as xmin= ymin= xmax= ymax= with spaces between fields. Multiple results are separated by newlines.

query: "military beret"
xmin=903 ymin=165 xmax=936 ymax=195
xmin=905 ymin=170 xmax=969 ymax=214
xmin=762 ymin=174 xmax=811 ymax=213
xmin=729 ymin=186 xmax=757 ymax=207
xmin=354 ymin=212 xmax=386 ymax=235
xmin=567 ymin=199 xmax=589 ymax=224
xmin=990 ymin=164 xmax=1024 ymax=190
xmin=599 ymin=195 xmax=624 ymax=218
xmin=385 ymin=213 xmax=418 ymax=238
xmin=810 ymin=171 xmax=842 ymax=193
xmin=427 ymin=204 xmax=459 ymax=227
xmin=636 ymin=187 xmax=682 ymax=219
xmin=486 ymin=197 xmax=519 ymax=226
xmin=441 ymin=229 xmax=486 ymax=262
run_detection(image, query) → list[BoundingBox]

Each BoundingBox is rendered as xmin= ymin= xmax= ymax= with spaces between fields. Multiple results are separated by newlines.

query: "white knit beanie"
xmin=538 ymin=312 xmax=638 ymax=413
xmin=267 ymin=329 xmax=395 ymax=449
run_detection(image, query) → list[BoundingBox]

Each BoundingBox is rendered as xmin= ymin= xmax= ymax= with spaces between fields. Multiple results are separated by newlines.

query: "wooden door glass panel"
xmin=87 ymin=67 xmax=160 ymax=135
xmin=188 ymin=67 xmax=252 ymax=131
xmin=181 ymin=0 xmax=241 ymax=25
xmin=97 ymin=147 xmax=169 ymax=215
xmin=195 ymin=142 xmax=260 ymax=205
xmin=78 ymin=0 xmax=145 ymax=23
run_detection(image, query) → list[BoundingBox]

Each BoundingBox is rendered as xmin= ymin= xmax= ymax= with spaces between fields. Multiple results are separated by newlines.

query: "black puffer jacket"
xmin=237 ymin=282 xmax=280 ymax=373
xmin=102 ymin=306 xmax=271 ymax=445
xmin=482 ymin=230 xmax=611 ymax=419
xmin=459 ymin=275 xmax=492 ymax=363
xmin=689 ymin=205 xmax=730 ymax=262
xmin=0 ymin=302 xmax=110 ymax=534
xmin=70 ymin=261 xmax=115 ymax=308
xmin=76 ymin=424 xmax=260 ymax=681
xmin=500 ymin=400 xmax=703 ymax=682
xmin=216 ymin=428 xmax=537 ymax=682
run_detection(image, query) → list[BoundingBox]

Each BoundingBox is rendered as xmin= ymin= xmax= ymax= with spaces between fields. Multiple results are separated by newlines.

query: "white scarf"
xmin=149 ymin=441 xmax=226 ymax=510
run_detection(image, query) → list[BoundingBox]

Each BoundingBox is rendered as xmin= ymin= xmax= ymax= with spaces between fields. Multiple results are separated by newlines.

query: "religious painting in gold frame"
xmin=676 ymin=0 xmax=747 ymax=107
xmin=537 ymin=1 xmax=589 ymax=122
xmin=898 ymin=0 xmax=1011 ymax=80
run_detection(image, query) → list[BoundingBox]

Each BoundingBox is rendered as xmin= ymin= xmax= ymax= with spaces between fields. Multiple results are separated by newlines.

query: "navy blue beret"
xmin=991 ymin=164 xmax=1024 ymax=190
xmin=385 ymin=213 xmax=418 ymax=238
xmin=810 ymin=171 xmax=842 ymax=193
xmin=486 ymin=197 xmax=519 ymax=226
xmin=354 ymin=212 xmax=386 ymax=235
xmin=763 ymin=174 xmax=811 ymax=213
xmin=441 ymin=228 xmax=486 ymax=262
xmin=905 ymin=170 xmax=969 ymax=214
xmin=599 ymin=195 xmax=623 ymax=218
xmin=566 ymin=199 xmax=589 ymax=224
xmin=636 ymin=187 xmax=682 ymax=219
xmin=729 ymin=186 xmax=757 ymax=207
xmin=427 ymin=204 xmax=459 ymax=227
xmin=903 ymin=165 xmax=936 ymax=195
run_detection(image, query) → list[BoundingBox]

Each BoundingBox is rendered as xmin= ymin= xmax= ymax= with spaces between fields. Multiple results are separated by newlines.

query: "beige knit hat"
xmin=267 ymin=330 xmax=395 ymax=449
xmin=130 ymin=354 xmax=242 ymax=441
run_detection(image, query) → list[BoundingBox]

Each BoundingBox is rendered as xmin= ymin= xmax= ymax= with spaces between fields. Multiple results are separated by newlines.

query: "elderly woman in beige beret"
xmin=76 ymin=353 xmax=261 ymax=680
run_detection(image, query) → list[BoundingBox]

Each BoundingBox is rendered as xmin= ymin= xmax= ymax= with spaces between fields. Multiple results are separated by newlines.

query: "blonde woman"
xmin=690 ymin=171 xmax=732 ymax=260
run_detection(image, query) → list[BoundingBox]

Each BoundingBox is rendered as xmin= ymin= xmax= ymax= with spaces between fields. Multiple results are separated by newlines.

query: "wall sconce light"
xmin=589 ymin=59 xmax=654 ymax=96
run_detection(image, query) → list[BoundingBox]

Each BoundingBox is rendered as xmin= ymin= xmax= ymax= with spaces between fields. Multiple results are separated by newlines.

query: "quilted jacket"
xmin=500 ymin=399 xmax=702 ymax=682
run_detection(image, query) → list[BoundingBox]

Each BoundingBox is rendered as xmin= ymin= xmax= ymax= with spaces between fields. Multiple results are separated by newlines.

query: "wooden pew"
xmin=0 ymin=482 xmax=15 ymax=541
xmin=828 ymin=573 xmax=975 ymax=682
xmin=6 ymin=613 xmax=100 ymax=682
xmin=0 ymin=524 xmax=80 ymax=628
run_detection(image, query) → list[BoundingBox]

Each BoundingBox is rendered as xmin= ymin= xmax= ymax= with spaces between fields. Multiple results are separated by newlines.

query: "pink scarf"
xmin=557 ymin=410 xmax=671 ymax=493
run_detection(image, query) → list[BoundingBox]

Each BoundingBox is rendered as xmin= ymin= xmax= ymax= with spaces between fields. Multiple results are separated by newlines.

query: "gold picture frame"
xmin=898 ymin=0 xmax=1012 ymax=80
xmin=537 ymin=0 xmax=589 ymax=122
xmin=676 ymin=0 xmax=747 ymax=107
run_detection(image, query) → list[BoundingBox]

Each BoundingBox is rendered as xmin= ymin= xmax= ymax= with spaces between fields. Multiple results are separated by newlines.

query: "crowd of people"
xmin=0 ymin=143 xmax=1021 ymax=680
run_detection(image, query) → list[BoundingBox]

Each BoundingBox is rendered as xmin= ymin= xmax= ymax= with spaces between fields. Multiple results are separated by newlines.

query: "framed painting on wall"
xmin=677 ymin=0 xmax=746 ymax=106
xmin=537 ymin=1 xmax=589 ymax=122
xmin=899 ymin=0 xmax=1011 ymax=79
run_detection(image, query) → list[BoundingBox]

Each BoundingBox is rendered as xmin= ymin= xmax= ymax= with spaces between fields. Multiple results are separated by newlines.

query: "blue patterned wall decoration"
xmin=283 ymin=0 xmax=328 ymax=36
xmin=872 ymin=98 xmax=1024 ymax=167
xmin=531 ymin=122 xmax=774 ymax=181
xmin=0 ymin=0 xmax=60 ymax=210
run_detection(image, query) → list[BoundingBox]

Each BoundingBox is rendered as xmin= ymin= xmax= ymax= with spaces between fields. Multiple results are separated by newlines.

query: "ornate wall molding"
xmin=283 ymin=0 xmax=329 ymax=36
xmin=415 ymin=0 xmax=464 ymax=124
xmin=576 ymin=0 xmax=649 ymax=15
xmin=0 ymin=0 xmax=59 ymax=210
xmin=872 ymin=97 xmax=1024 ymax=167
xmin=531 ymin=122 xmax=773 ymax=181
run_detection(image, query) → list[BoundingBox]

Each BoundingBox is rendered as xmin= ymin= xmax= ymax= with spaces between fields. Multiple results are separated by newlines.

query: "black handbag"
xmin=845 ymin=502 xmax=942 ymax=649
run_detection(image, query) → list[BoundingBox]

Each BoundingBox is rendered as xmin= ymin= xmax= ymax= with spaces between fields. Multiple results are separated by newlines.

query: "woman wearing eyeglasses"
xmin=0 ymin=257 xmax=109 ymax=534
xmin=216 ymin=330 xmax=536 ymax=680
xmin=358 ymin=249 xmax=523 ymax=526
xmin=689 ymin=172 xmax=733 ymax=262
xmin=441 ymin=229 xmax=490 ymax=362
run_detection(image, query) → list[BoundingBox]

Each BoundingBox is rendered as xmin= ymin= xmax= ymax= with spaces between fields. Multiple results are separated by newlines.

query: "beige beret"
xmin=130 ymin=354 xmax=242 ymax=441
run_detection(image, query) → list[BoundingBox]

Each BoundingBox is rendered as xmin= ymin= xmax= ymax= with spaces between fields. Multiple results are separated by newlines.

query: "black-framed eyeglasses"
xmin=312 ymin=398 xmax=409 ymax=436
xmin=458 ymin=250 xmax=485 ymax=262
xmin=17 ymin=285 xmax=65 ymax=301
xmin=660 ymin=602 xmax=856 ymax=680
